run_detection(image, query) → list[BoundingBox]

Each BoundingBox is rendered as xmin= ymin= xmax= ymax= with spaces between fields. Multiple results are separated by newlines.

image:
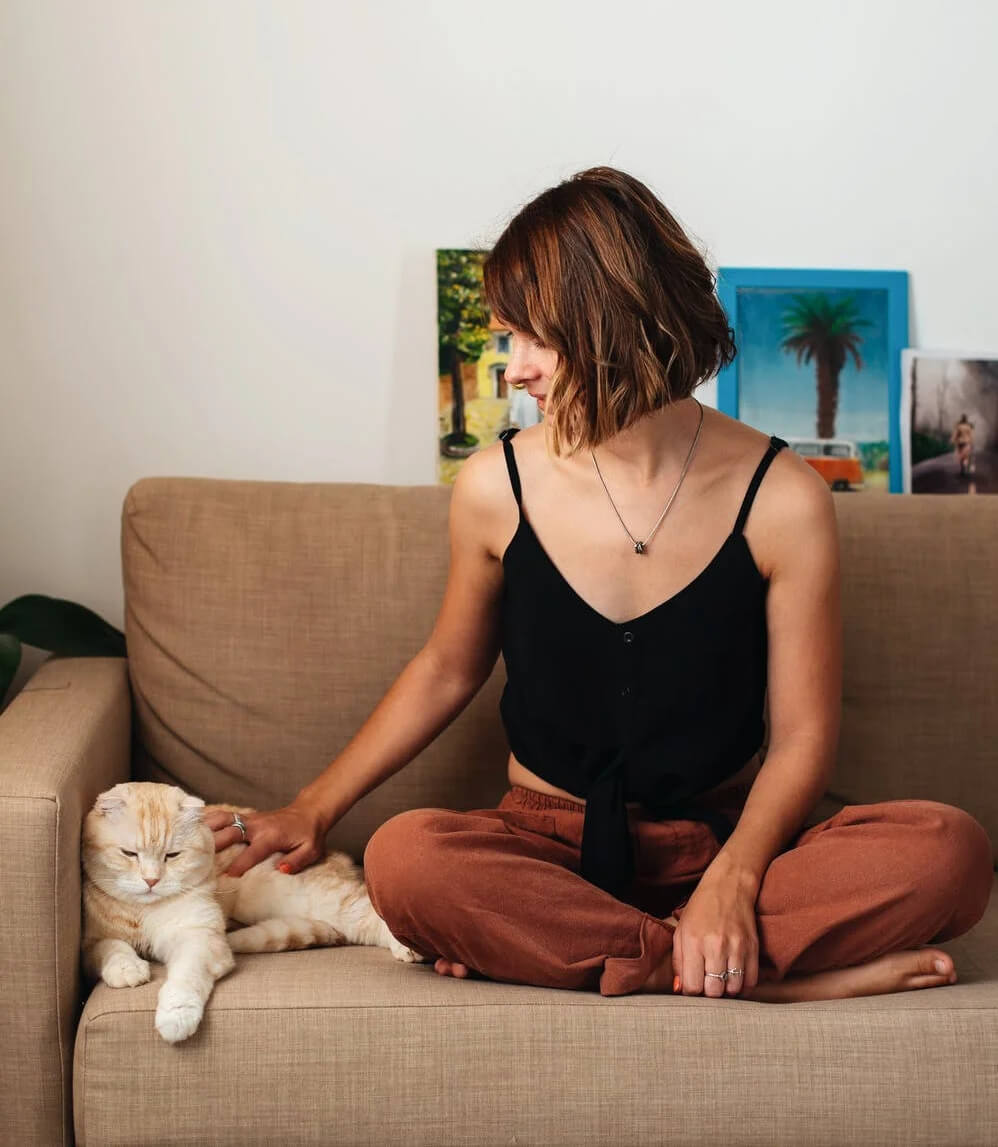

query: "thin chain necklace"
xmin=590 ymin=397 xmax=704 ymax=554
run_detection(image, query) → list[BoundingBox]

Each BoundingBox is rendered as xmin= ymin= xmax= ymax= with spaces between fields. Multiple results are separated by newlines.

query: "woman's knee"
xmin=908 ymin=800 xmax=994 ymax=933
xmin=362 ymin=808 xmax=453 ymax=915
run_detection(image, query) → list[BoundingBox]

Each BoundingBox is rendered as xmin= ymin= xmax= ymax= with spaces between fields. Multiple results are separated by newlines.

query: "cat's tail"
xmin=227 ymin=916 xmax=347 ymax=954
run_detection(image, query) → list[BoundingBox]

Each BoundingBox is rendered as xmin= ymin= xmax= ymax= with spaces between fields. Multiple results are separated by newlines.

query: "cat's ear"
xmin=95 ymin=793 xmax=128 ymax=818
xmin=176 ymin=792 xmax=206 ymax=828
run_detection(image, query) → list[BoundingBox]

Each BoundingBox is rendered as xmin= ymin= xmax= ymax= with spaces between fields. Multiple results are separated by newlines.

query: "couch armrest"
xmin=0 ymin=656 xmax=131 ymax=1147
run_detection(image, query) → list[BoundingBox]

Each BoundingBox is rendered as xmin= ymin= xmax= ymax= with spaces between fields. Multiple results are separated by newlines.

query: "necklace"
xmin=590 ymin=397 xmax=704 ymax=554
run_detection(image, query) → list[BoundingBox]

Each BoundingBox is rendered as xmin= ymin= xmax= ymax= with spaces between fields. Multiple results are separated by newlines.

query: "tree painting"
xmin=779 ymin=293 xmax=872 ymax=440
xmin=437 ymin=249 xmax=491 ymax=455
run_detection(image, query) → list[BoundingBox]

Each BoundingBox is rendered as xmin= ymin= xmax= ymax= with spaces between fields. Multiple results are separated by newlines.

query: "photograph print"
xmin=901 ymin=349 xmax=998 ymax=495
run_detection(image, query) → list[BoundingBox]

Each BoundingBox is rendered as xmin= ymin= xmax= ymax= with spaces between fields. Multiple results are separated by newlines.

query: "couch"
xmin=1 ymin=474 xmax=996 ymax=1147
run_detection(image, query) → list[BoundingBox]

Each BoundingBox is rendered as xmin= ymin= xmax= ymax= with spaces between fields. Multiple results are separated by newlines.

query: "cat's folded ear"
xmin=176 ymin=790 xmax=206 ymax=828
xmin=94 ymin=787 xmax=128 ymax=818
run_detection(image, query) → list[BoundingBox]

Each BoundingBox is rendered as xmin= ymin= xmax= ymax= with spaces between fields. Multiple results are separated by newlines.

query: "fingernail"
xmin=279 ymin=863 xmax=291 ymax=874
xmin=934 ymin=959 xmax=947 ymax=973
xmin=673 ymin=975 xmax=681 ymax=993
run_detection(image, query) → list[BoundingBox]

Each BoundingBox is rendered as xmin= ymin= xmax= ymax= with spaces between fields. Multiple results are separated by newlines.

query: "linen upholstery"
xmin=0 ymin=657 xmax=131 ymax=1147
xmin=828 ymin=491 xmax=998 ymax=851
xmin=74 ymin=926 xmax=997 ymax=1147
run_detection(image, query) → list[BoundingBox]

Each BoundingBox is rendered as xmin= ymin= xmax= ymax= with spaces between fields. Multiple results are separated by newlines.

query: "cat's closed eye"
xmin=120 ymin=849 xmax=137 ymax=857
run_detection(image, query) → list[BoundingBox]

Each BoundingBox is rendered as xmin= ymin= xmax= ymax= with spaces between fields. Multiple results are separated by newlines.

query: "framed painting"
xmin=436 ymin=248 xmax=543 ymax=486
xmin=715 ymin=268 xmax=909 ymax=494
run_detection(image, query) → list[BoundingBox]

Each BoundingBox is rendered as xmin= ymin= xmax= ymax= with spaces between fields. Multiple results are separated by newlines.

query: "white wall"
xmin=2 ymin=0 xmax=996 ymax=700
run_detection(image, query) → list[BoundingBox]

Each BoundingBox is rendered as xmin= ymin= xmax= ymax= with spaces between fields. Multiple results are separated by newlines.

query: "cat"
xmin=81 ymin=781 xmax=427 ymax=1044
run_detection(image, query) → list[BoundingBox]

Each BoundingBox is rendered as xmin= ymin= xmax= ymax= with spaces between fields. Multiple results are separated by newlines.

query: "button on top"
xmin=622 ymin=630 xmax=634 ymax=644
xmin=620 ymin=684 xmax=631 ymax=697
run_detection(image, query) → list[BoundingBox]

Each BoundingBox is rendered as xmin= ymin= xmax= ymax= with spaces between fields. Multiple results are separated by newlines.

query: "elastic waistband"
xmin=506 ymin=784 xmax=592 ymax=813
xmin=505 ymin=781 xmax=749 ymax=820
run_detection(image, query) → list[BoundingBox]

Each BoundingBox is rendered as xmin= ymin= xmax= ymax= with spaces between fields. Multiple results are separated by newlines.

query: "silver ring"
xmin=231 ymin=812 xmax=248 ymax=840
xmin=704 ymin=968 xmax=744 ymax=981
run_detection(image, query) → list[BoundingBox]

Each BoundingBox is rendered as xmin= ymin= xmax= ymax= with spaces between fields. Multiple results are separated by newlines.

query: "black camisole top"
xmin=497 ymin=427 xmax=789 ymax=899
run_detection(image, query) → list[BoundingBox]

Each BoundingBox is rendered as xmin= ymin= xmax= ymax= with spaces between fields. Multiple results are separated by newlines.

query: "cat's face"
xmin=82 ymin=782 xmax=214 ymax=903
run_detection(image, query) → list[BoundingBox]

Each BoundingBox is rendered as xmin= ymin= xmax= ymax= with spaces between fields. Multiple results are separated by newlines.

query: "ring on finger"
xmin=704 ymin=967 xmax=744 ymax=981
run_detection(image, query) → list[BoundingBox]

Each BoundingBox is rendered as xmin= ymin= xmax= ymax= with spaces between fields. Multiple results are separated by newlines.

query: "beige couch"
xmin=2 ymin=475 xmax=996 ymax=1147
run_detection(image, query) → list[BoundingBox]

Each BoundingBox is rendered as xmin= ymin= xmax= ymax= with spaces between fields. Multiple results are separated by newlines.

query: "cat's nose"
xmin=144 ymin=877 xmax=159 ymax=888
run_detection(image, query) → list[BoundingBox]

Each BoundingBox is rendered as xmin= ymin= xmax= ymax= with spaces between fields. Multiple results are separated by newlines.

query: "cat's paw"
xmin=154 ymin=984 xmax=204 ymax=1044
xmin=312 ymin=921 xmax=348 ymax=947
xmin=388 ymin=935 xmax=429 ymax=963
xmin=102 ymin=952 xmax=151 ymax=988
xmin=205 ymin=934 xmax=236 ymax=979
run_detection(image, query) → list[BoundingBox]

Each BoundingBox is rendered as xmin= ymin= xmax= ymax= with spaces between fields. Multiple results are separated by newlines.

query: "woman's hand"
xmin=203 ymin=801 xmax=328 ymax=877
xmin=671 ymin=863 xmax=760 ymax=997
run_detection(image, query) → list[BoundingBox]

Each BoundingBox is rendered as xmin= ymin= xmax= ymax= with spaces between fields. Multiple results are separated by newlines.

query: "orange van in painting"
xmin=786 ymin=437 xmax=866 ymax=491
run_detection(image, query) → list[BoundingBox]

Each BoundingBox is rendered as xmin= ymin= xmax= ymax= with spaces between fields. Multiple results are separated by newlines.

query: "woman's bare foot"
xmin=639 ymin=945 xmax=959 ymax=1001
xmin=433 ymin=931 xmax=960 ymax=1003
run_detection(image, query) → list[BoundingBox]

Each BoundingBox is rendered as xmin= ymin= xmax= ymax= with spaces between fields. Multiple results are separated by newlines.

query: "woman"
xmin=206 ymin=166 xmax=992 ymax=1001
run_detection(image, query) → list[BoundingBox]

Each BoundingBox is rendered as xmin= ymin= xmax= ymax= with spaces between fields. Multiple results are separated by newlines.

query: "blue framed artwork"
xmin=715 ymin=268 xmax=909 ymax=494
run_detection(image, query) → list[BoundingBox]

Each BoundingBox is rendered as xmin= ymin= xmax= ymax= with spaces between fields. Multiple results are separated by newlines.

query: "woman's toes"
xmin=434 ymin=957 xmax=472 ymax=978
xmin=921 ymin=948 xmax=954 ymax=976
xmin=906 ymin=948 xmax=957 ymax=987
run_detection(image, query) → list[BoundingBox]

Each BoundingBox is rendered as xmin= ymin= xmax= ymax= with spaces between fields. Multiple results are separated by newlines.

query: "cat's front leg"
xmin=150 ymin=927 xmax=235 ymax=1044
xmin=83 ymin=937 xmax=151 ymax=988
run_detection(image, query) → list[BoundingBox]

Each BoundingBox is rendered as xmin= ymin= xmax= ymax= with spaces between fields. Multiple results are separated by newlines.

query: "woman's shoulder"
xmin=451 ymin=431 xmax=531 ymax=563
xmin=708 ymin=406 xmax=824 ymax=493
xmin=705 ymin=407 xmax=836 ymax=580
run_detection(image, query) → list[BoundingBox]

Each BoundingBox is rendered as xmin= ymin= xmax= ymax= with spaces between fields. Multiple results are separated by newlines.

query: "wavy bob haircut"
xmin=482 ymin=166 xmax=737 ymax=458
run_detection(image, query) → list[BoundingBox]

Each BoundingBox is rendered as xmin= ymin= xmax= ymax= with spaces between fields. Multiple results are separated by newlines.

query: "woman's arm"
xmin=211 ymin=444 xmax=513 ymax=876
xmin=706 ymin=453 xmax=843 ymax=894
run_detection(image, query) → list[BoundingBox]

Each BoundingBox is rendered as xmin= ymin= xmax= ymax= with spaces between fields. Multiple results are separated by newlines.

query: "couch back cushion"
xmin=122 ymin=478 xmax=997 ymax=864
xmin=829 ymin=490 xmax=996 ymax=861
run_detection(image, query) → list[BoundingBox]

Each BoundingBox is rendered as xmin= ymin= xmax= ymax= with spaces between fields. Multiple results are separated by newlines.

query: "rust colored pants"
xmin=362 ymin=783 xmax=994 ymax=997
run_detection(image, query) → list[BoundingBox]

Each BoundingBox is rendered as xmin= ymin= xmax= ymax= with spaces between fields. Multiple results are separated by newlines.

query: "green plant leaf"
xmin=0 ymin=633 xmax=21 ymax=704
xmin=0 ymin=595 xmax=126 ymax=657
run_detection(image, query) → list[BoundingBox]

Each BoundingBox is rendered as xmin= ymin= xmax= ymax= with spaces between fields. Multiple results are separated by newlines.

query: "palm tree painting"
xmin=716 ymin=269 xmax=909 ymax=495
xmin=780 ymin=294 xmax=873 ymax=440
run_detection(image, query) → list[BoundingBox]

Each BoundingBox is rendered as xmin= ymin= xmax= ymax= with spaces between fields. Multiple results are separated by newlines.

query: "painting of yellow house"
xmin=437 ymin=248 xmax=542 ymax=485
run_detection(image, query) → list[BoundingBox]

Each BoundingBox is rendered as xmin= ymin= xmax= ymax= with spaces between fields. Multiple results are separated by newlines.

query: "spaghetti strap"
xmin=732 ymin=435 xmax=788 ymax=536
xmin=498 ymin=427 xmax=523 ymax=509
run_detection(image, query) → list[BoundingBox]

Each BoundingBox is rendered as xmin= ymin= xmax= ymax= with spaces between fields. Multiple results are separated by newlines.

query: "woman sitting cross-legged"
xmin=208 ymin=165 xmax=993 ymax=1002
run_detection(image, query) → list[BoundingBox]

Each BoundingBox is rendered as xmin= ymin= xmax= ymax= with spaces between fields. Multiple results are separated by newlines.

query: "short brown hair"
xmin=482 ymin=166 xmax=736 ymax=457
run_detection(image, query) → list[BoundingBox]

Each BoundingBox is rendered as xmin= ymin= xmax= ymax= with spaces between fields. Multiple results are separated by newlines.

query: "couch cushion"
xmin=122 ymin=478 xmax=998 ymax=863
xmin=74 ymin=877 xmax=996 ymax=1146
xmin=829 ymin=491 xmax=998 ymax=861
xmin=122 ymin=476 xmax=513 ymax=870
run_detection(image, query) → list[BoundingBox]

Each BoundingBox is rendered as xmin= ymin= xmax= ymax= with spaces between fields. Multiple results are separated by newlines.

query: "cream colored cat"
xmin=82 ymin=781 xmax=426 ymax=1044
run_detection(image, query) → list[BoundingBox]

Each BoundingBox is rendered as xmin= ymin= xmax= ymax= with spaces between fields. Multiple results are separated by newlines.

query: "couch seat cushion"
xmin=74 ymin=879 xmax=997 ymax=1147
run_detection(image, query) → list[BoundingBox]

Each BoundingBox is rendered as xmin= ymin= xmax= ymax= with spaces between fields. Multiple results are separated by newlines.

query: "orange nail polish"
xmin=279 ymin=863 xmax=291 ymax=874
xmin=673 ymin=975 xmax=681 ymax=993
